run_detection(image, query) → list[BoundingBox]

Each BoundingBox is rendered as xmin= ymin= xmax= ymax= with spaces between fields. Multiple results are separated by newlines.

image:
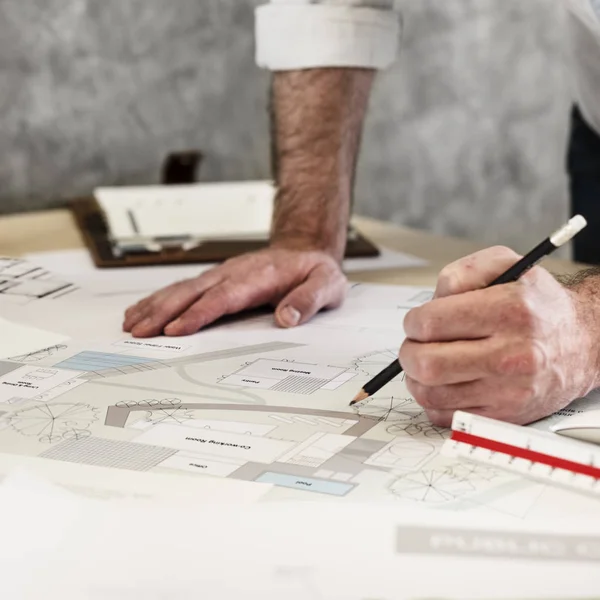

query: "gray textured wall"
xmin=0 ymin=0 xmax=572 ymax=254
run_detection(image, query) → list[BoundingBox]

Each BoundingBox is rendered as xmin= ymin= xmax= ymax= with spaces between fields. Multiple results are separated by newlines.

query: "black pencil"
xmin=349 ymin=215 xmax=587 ymax=406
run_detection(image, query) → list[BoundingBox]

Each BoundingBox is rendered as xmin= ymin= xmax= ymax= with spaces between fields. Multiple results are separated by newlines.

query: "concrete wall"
xmin=0 ymin=0 xmax=573 ymax=254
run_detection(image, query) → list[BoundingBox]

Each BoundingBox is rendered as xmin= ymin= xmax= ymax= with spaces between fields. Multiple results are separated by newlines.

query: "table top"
xmin=0 ymin=208 xmax=585 ymax=286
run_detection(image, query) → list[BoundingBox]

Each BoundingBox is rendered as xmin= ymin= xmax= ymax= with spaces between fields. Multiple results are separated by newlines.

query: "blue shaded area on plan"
xmin=55 ymin=351 xmax=151 ymax=372
xmin=255 ymin=472 xmax=354 ymax=496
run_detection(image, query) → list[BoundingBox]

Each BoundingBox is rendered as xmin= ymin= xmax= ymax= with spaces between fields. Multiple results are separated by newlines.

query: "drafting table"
xmin=0 ymin=208 xmax=584 ymax=283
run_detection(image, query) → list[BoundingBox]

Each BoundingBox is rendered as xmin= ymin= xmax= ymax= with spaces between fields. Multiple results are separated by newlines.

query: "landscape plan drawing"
xmin=0 ymin=256 xmax=599 ymax=521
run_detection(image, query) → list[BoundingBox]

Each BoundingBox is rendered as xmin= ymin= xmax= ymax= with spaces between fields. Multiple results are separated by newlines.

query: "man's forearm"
xmin=269 ymin=68 xmax=375 ymax=261
xmin=562 ymin=268 xmax=600 ymax=390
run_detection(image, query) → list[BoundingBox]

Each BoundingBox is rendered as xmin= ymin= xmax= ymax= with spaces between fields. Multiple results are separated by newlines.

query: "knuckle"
xmin=403 ymin=308 xmax=432 ymax=341
xmin=402 ymin=309 xmax=416 ymax=335
xmin=495 ymin=387 xmax=537 ymax=417
xmin=298 ymin=287 xmax=322 ymax=311
xmin=168 ymin=280 xmax=192 ymax=295
xmin=204 ymin=287 xmax=234 ymax=312
xmin=436 ymin=267 xmax=462 ymax=297
xmin=159 ymin=297 xmax=184 ymax=317
xmin=519 ymin=347 xmax=538 ymax=376
xmin=418 ymin=315 xmax=438 ymax=341
xmin=217 ymin=281 xmax=238 ymax=300
xmin=497 ymin=344 xmax=545 ymax=377
xmin=188 ymin=275 xmax=209 ymax=292
xmin=412 ymin=354 xmax=442 ymax=386
xmin=213 ymin=281 xmax=256 ymax=313
xmin=147 ymin=296 xmax=175 ymax=317
xmin=488 ymin=245 xmax=520 ymax=261
xmin=131 ymin=298 xmax=150 ymax=313
xmin=507 ymin=290 xmax=537 ymax=332
xmin=146 ymin=302 xmax=168 ymax=321
xmin=412 ymin=385 xmax=438 ymax=410
xmin=516 ymin=384 xmax=537 ymax=404
xmin=528 ymin=343 xmax=548 ymax=373
xmin=258 ymin=261 xmax=278 ymax=281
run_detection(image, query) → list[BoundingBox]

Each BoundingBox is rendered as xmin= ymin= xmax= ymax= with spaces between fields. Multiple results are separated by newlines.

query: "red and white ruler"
xmin=443 ymin=411 xmax=600 ymax=498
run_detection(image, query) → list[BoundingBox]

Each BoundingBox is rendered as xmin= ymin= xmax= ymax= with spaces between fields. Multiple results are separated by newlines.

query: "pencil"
xmin=349 ymin=215 xmax=588 ymax=406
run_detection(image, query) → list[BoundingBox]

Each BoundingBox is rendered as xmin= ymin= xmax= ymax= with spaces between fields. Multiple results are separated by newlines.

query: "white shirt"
xmin=565 ymin=0 xmax=600 ymax=134
xmin=255 ymin=0 xmax=600 ymax=136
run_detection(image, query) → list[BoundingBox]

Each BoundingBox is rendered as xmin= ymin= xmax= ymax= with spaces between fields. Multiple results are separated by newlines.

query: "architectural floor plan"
xmin=1 ymin=258 xmax=600 ymax=520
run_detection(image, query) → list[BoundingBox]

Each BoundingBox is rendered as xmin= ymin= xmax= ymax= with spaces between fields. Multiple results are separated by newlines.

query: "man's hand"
xmin=123 ymin=67 xmax=373 ymax=339
xmin=122 ymin=248 xmax=346 ymax=337
xmin=399 ymin=246 xmax=600 ymax=427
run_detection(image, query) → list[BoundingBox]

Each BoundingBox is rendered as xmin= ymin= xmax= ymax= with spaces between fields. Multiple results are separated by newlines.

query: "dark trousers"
xmin=567 ymin=105 xmax=600 ymax=264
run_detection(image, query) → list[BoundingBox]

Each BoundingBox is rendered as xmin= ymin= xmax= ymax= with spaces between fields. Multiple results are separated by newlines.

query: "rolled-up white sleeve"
xmin=255 ymin=1 xmax=402 ymax=71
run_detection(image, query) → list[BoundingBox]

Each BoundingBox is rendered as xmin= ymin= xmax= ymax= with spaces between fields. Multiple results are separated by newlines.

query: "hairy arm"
xmin=560 ymin=267 xmax=600 ymax=389
xmin=123 ymin=1 xmax=399 ymax=337
xmin=269 ymin=68 xmax=375 ymax=261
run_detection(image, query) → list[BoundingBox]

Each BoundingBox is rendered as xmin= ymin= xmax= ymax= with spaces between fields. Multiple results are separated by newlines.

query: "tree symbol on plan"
xmin=389 ymin=469 xmax=476 ymax=503
xmin=385 ymin=419 xmax=449 ymax=440
xmin=9 ymin=345 xmax=68 ymax=362
xmin=146 ymin=399 xmax=193 ymax=425
xmin=350 ymin=349 xmax=402 ymax=377
xmin=354 ymin=396 xmax=422 ymax=422
xmin=116 ymin=398 xmax=193 ymax=426
xmin=353 ymin=396 xmax=450 ymax=439
xmin=9 ymin=403 xmax=100 ymax=443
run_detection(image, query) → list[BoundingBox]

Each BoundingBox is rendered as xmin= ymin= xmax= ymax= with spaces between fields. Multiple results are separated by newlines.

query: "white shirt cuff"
xmin=255 ymin=4 xmax=402 ymax=71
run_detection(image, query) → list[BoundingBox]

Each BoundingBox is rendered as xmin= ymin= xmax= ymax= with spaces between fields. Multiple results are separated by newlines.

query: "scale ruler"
xmin=442 ymin=411 xmax=600 ymax=498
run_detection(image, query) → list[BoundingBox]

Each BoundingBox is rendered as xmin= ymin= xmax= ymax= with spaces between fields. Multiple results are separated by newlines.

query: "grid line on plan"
xmin=271 ymin=376 xmax=329 ymax=395
xmin=40 ymin=436 xmax=176 ymax=471
xmin=54 ymin=351 xmax=161 ymax=374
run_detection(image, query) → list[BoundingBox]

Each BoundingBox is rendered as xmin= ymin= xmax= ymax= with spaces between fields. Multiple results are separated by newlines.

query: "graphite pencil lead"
xmin=349 ymin=390 xmax=369 ymax=406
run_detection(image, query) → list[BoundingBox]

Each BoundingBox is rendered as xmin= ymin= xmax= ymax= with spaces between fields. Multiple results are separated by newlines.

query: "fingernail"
xmin=279 ymin=306 xmax=301 ymax=327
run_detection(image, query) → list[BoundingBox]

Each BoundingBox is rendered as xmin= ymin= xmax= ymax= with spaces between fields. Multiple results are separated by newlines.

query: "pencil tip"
xmin=349 ymin=390 xmax=369 ymax=406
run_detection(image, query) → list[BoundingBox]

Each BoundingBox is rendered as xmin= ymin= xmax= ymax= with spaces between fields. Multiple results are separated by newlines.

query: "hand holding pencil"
xmin=350 ymin=216 xmax=599 ymax=428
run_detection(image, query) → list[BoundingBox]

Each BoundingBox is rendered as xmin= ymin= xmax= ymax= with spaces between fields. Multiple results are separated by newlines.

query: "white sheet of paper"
xmin=94 ymin=181 xmax=275 ymax=241
xmin=0 ymin=317 xmax=69 ymax=360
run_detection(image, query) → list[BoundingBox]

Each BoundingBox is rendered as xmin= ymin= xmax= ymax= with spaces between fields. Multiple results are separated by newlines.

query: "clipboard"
xmin=69 ymin=196 xmax=380 ymax=268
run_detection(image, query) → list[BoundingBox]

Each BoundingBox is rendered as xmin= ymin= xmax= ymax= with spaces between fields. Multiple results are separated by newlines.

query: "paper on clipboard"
xmin=94 ymin=181 xmax=275 ymax=244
